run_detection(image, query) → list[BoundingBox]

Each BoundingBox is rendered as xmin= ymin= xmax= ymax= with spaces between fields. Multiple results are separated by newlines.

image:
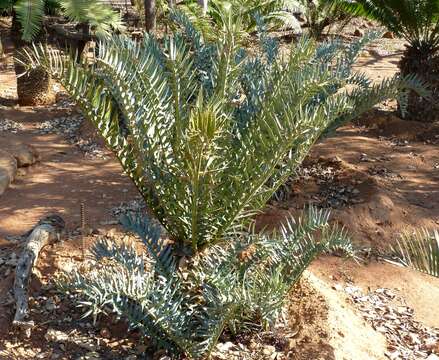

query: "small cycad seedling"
xmin=393 ymin=228 xmax=439 ymax=277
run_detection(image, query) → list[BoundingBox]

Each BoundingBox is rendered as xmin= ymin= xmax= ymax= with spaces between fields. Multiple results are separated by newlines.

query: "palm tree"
xmin=1 ymin=0 xmax=124 ymax=105
xmin=343 ymin=0 xmax=439 ymax=122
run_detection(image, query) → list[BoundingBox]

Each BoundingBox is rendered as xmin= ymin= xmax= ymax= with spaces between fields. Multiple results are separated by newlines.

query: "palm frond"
xmin=14 ymin=0 xmax=44 ymax=42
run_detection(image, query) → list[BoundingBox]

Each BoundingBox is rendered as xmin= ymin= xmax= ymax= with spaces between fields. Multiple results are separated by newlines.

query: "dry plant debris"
xmin=343 ymin=286 xmax=439 ymax=360
xmin=36 ymin=114 xmax=106 ymax=159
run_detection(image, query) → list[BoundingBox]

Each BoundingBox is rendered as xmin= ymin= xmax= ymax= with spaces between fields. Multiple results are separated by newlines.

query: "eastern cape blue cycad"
xmin=22 ymin=12 xmax=429 ymax=358
xmin=59 ymin=208 xmax=352 ymax=358
xmin=20 ymin=13 xmax=426 ymax=253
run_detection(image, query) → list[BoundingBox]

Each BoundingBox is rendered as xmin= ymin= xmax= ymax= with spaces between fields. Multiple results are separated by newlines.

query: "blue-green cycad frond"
xmin=22 ymin=9 xmax=428 ymax=259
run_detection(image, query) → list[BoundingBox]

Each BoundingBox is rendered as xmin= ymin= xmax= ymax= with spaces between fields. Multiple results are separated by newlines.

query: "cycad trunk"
xmin=399 ymin=45 xmax=439 ymax=122
xmin=11 ymin=14 xmax=55 ymax=106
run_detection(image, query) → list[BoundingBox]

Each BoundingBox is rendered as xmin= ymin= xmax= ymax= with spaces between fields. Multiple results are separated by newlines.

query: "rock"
xmin=45 ymin=328 xmax=69 ymax=342
xmin=81 ymin=352 xmax=101 ymax=360
xmin=427 ymin=354 xmax=439 ymax=360
xmin=45 ymin=298 xmax=56 ymax=311
xmin=99 ymin=327 xmax=111 ymax=338
xmin=0 ymin=150 xmax=17 ymax=196
xmin=262 ymin=345 xmax=276 ymax=355
xmin=382 ymin=31 xmax=395 ymax=39
xmin=217 ymin=342 xmax=236 ymax=352
xmin=13 ymin=144 xmax=39 ymax=167
xmin=353 ymin=29 xmax=364 ymax=37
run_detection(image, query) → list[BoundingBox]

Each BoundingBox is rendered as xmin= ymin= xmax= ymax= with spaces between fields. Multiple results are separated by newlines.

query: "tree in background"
xmin=342 ymin=0 xmax=439 ymax=122
xmin=0 ymin=0 xmax=123 ymax=105
xmin=144 ymin=0 xmax=156 ymax=31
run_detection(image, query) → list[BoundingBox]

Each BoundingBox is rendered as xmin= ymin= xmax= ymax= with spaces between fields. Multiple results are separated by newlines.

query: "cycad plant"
xmin=393 ymin=228 xmax=439 ymax=277
xmin=342 ymin=0 xmax=439 ymax=122
xmin=21 ymin=12 xmax=427 ymax=358
xmin=2 ymin=0 xmax=124 ymax=105
xmin=61 ymin=208 xmax=352 ymax=358
xmin=292 ymin=0 xmax=354 ymax=38
xmin=182 ymin=0 xmax=304 ymax=34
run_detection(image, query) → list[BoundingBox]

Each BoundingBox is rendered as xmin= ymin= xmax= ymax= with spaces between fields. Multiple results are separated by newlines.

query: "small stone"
xmin=82 ymin=351 xmax=100 ymax=360
xmin=45 ymin=328 xmax=69 ymax=342
xmin=99 ymin=328 xmax=111 ymax=339
xmin=45 ymin=298 xmax=56 ymax=311
xmin=262 ymin=345 xmax=275 ymax=355
xmin=353 ymin=29 xmax=364 ymax=37
xmin=382 ymin=31 xmax=394 ymax=39
xmin=217 ymin=342 xmax=236 ymax=352
xmin=352 ymin=188 xmax=360 ymax=195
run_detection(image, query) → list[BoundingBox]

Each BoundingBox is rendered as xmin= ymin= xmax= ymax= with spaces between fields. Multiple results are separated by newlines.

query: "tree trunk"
xmin=198 ymin=0 xmax=208 ymax=15
xmin=144 ymin=0 xmax=156 ymax=32
xmin=11 ymin=13 xmax=55 ymax=106
xmin=399 ymin=44 xmax=439 ymax=122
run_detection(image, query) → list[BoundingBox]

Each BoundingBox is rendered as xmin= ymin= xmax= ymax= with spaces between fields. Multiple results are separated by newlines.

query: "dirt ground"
xmin=1 ymin=16 xmax=439 ymax=360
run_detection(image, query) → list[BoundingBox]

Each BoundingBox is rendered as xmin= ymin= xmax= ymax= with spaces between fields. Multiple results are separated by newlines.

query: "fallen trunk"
xmin=13 ymin=215 xmax=65 ymax=335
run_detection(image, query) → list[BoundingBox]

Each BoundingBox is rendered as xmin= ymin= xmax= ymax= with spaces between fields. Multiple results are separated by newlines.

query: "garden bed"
xmin=1 ymin=14 xmax=439 ymax=360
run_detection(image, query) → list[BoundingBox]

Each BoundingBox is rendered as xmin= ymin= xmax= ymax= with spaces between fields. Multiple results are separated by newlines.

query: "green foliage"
xmin=14 ymin=0 xmax=45 ymax=41
xmin=0 ymin=0 xmax=124 ymax=42
xmin=59 ymin=208 xmax=353 ymax=359
xmin=291 ymin=0 xmax=355 ymax=38
xmin=20 ymin=13 xmax=430 ymax=358
xmin=181 ymin=0 xmax=303 ymax=33
xmin=59 ymin=0 xmax=124 ymax=38
xmin=341 ymin=0 xmax=439 ymax=50
xmin=20 ymin=13 xmax=427 ymax=253
xmin=393 ymin=228 xmax=439 ymax=277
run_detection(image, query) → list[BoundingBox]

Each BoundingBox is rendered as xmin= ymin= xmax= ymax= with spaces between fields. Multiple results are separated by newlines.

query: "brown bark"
xmin=144 ymin=0 xmax=156 ymax=33
xmin=13 ymin=215 xmax=65 ymax=336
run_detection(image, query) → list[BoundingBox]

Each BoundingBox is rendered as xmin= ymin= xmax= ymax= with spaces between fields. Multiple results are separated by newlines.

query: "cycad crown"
xmin=21 ymin=11 xmax=427 ymax=253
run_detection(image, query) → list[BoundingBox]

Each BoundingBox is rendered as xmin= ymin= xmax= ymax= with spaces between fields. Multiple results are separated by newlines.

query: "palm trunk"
xmin=399 ymin=44 xmax=439 ymax=122
xmin=144 ymin=0 xmax=156 ymax=33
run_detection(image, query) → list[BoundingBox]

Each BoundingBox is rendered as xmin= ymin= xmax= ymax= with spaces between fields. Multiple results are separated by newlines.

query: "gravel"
xmin=0 ymin=118 xmax=24 ymax=133
xmin=110 ymin=197 xmax=147 ymax=219
xmin=37 ymin=113 xmax=107 ymax=159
